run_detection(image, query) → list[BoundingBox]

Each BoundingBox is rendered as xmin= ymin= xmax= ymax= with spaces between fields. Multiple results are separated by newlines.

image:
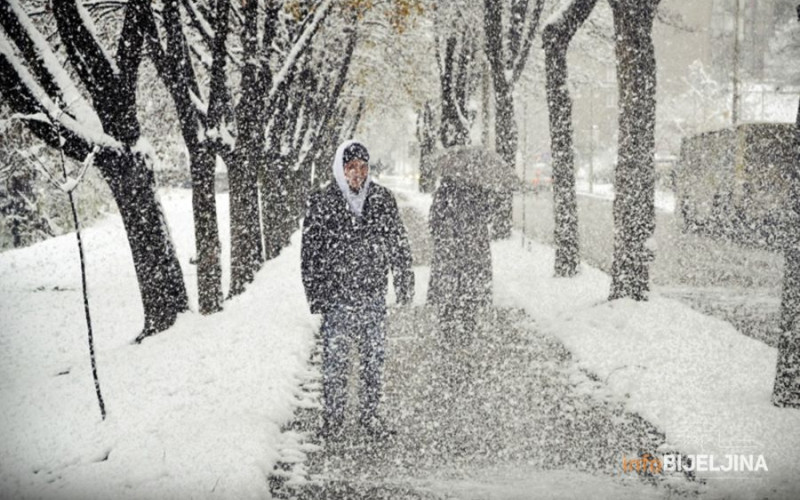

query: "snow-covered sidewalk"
xmin=286 ymin=304 xmax=675 ymax=500
xmin=3 ymin=179 xmax=799 ymax=499
xmin=0 ymin=190 xmax=318 ymax=498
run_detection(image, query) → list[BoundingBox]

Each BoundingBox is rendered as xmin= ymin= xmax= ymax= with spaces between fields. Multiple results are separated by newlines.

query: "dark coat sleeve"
xmin=301 ymin=192 xmax=327 ymax=314
xmin=386 ymin=192 xmax=415 ymax=305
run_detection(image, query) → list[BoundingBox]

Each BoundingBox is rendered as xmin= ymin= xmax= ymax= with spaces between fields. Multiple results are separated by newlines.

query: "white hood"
xmin=332 ymin=139 xmax=371 ymax=217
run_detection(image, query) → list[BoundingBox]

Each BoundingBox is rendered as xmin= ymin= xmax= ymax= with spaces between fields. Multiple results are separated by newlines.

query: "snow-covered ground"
xmin=491 ymin=237 xmax=800 ymax=499
xmin=2 ymin=179 xmax=799 ymax=499
xmin=0 ymin=190 xmax=318 ymax=498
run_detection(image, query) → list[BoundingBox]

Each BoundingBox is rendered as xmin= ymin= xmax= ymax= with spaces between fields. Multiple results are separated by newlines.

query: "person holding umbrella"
xmin=426 ymin=147 xmax=511 ymax=350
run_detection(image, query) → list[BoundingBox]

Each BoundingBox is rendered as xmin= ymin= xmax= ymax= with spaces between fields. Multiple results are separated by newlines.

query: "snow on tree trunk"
xmin=483 ymin=0 xmax=514 ymax=240
xmin=775 ymin=248 xmax=800 ymax=408
xmin=492 ymin=87 xmax=516 ymax=240
xmin=101 ymin=148 xmax=188 ymax=337
xmin=0 ymin=0 xmax=188 ymax=338
xmin=143 ymin=0 xmax=223 ymax=315
xmin=228 ymin=101 xmax=265 ymax=298
xmin=438 ymin=35 xmax=472 ymax=149
xmin=608 ymin=0 xmax=660 ymax=301
xmin=188 ymin=145 xmax=223 ymax=313
xmin=543 ymin=0 xmax=599 ymax=278
xmin=483 ymin=0 xmax=545 ymax=240
xmin=773 ymin=3 xmax=800 ymax=408
xmin=228 ymin=0 xmax=267 ymax=297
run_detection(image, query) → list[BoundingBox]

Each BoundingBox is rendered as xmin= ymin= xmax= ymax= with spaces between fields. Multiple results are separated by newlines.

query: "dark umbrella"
xmin=431 ymin=146 xmax=518 ymax=191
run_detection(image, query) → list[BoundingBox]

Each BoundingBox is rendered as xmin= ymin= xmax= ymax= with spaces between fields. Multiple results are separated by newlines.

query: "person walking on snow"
xmin=427 ymin=176 xmax=493 ymax=344
xmin=301 ymin=140 xmax=414 ymax=440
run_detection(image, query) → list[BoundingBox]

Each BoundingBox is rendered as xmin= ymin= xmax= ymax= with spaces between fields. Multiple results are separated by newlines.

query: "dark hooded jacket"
xmin=427 ymin=178 xmax=493 ymax=309
xmin=301 ymin=182 xmax=414 ymax=314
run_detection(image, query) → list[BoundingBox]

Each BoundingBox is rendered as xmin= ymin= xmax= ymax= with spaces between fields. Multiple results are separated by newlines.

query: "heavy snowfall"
xmin=1 ymin=0 xmax=799 ymax=499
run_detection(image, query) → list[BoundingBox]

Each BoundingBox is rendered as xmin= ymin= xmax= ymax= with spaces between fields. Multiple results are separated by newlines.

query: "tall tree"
xmin=772 ymin=1 xmax=800 ymax=410
xmin=542 ymin=0 xmax=599 ymax=278
xmin=227 ymin=0 xmax=277 ymax=295
xmin=483 ymin=0 xmax=545 ymax=238
xmin=261 ymin=5 xmax=359 ymax=258
xmin=607 ymin=0 xmax=661 ymax=301
xmin=137 ymin=0 xmax=224 ymax=315
xmin=0 ymin=0 xmax=188 ymax=339
xmin=156 ymin=0 xmax=335 ymax=296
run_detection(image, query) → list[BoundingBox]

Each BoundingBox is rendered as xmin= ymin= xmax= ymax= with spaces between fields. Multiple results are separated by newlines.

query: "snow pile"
xmin=0 ymin=190 xmax=318 ymax=498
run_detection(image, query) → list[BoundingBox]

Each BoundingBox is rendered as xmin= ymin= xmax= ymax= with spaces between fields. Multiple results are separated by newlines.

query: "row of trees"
xmin=412 ymin=0 xmax=658 ymax=298
xmin=0 ymin=0 xmax=395 ymax=339
xmin=541 ymin=0 xmax=799 ymax=407
xmin=408 ymin=0 xmax=796 ymax=407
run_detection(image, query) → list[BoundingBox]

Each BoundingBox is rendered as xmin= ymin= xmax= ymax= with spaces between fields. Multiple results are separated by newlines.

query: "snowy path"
xmin=279 ymin=306 xmax=684 ymax=499
xmin=271 ymin=198 xmax=689 ymax=499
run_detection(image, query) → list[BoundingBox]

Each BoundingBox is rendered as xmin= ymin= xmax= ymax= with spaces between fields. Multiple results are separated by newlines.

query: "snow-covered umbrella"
xmin=432 ymin=146 xmax=518 ymax=192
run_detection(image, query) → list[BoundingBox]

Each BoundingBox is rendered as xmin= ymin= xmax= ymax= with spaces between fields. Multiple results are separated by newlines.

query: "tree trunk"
xmin=438 ymin=36 xmax=470 ymax=149
xmin=146 ymin=0 xmax=223 ymax=314
xmin=188 ymin=145 xmax=223 ymax=312
xmin=483 ymin=0 xmax=516 ymax=239
xmin=773 ymin=5 xmax=800 ymax=407
xmin=542 ymin=0 xmax=598 ymax=277
xmin=98 ymin=148 xmax=188 ymax=336
xmin=228 ymin=136 xmax=266 ymax=297
xmin=543 ymin=35 xmax=579 ymax=277
xmin=229 ymin=0 xmax=267 ymax=296
xmin=7 ymin=0 xmax=189 ymax=337
xmin=608 ymin=0 xmax=660 ymax=301
xmin=774 ymin=249 xmax=800 ymax=408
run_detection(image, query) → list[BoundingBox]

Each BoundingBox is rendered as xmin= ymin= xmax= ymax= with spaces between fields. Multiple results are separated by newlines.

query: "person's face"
xmin=344 ymin=159 xmax=369 ymax=193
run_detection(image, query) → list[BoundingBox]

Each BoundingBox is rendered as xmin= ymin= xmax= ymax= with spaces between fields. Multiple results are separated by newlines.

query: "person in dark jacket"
xmin=427 ymin=176 xmax=493 ymax=344
xmin=301 ymin=140 xmax=414 ymax=440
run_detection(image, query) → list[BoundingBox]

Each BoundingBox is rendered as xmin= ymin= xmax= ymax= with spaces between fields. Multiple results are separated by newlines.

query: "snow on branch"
xmin=188 ymin=89 xmax=209 ymax=115
xmin=542 ymin=0 xmax=599 ymax=47
xmin=51 ymin=1 xmax=121 ymax=102
xmin=74 ymin=0 xmax=121 ymax=76
xmin=58 ymin=146 xmax=99 ymax=193
xmin=267 ymin=0 xmax=334 ymax=104
xmin=511 ymin=0 xmax=545 ymax=84
xmin=183 ymin=0 xmax=215 ymax=48
xmin=2 ymin=1 xmax=104 ymax=134
xmin=7 ymin=112 xmax=51 ymax=125
xmin=182 ymin=0 xmax=243 ymax=68
xmin=0 ymin=32 xmax=121 ymax=149
xmin=544 ymin=0 xmax=578 ymax=27
xmin=18 ymin=146 xmax=98 ymax=194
